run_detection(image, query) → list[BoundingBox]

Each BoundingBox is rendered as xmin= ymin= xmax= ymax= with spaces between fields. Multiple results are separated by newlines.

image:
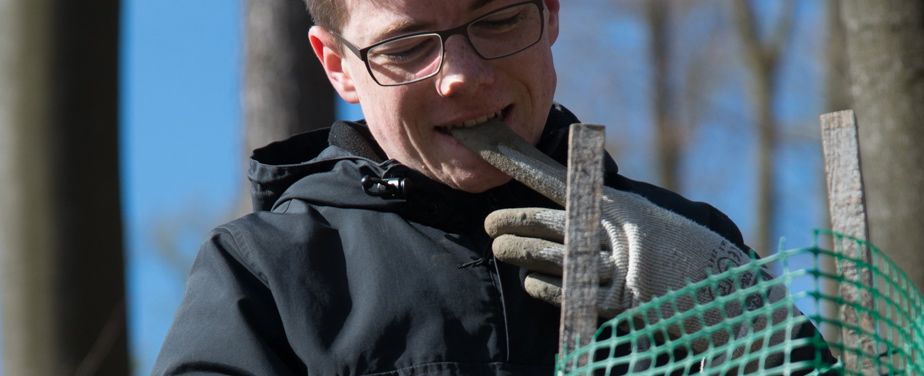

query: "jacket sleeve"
xmin=152 ymin=228 xmax=302 ymax=375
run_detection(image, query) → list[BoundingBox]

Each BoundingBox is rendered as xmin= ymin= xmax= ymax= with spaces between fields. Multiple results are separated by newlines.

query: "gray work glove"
xmin=452 ymin=121 xmax=794 ymax=361
xmin=484 ymin=194 xmax=754 ymax=318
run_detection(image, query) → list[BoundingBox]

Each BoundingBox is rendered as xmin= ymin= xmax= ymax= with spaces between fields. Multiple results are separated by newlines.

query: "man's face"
xmin=311 ymin=0 xmax=560 ymax=192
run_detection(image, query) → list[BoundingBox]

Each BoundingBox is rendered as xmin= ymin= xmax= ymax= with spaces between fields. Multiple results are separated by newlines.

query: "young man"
xmin=154 ymin=1 xmax=832 ymax=374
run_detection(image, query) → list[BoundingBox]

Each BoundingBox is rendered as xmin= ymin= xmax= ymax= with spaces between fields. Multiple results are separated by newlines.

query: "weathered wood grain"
xmin=820 ymin=110 xmax=878 ymax=374
xmin=559 ymin=124 xmax=605 ymax=373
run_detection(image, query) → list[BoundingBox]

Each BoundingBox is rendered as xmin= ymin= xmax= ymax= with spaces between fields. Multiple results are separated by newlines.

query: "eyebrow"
xmin=470 ymin=0 xmax=498 ymax=11
xmin=375 ymin=19 xmax=422 ymax=41
xmin=371 ymin=0 xmax=502 ymax=43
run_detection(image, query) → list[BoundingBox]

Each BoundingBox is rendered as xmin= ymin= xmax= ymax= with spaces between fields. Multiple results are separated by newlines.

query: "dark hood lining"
xmin=251 ymin=127 xmax=332 ymax=166
xmin=327 ymin=120 xmax=387 ymax=162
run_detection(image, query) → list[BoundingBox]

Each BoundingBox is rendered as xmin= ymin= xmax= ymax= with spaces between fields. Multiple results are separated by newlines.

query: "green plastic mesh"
xmin=556 ymin=230 xmax=923 ymax=375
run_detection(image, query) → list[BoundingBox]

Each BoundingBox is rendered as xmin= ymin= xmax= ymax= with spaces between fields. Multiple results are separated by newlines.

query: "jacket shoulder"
xmin=153 ymin=211 xmax=332 ymax=375
xmin=212 ymin=208 xmax=339 ymax=285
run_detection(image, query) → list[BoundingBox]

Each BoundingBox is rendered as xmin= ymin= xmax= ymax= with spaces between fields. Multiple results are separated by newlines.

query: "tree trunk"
xmin=825 ymin=0 xmax=851 ymax=113
xmin=841 ymin=0 xmax=924 ymax=291
xmin=239 ymin=0 xmax=336 ymax=215
xmin=645 ymin=0 xmax=681 ymax=192
xmin=730 ymin=0 xmax=794 ymax=256
xmin=0 ymin=0 xmax=128 ymax=375
xmin=0 ymin=1 xmax=57 ymax=374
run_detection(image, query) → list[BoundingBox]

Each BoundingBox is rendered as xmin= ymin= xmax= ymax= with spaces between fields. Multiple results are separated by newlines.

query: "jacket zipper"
xmin=489 ymin=250 xmax=511 ymax=361
xmin=486 ymin=190 xmax=512 ymax=362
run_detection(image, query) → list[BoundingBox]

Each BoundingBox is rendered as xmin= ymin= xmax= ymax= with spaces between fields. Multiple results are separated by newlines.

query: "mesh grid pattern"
xmin=556 ymin=231 xmax=923 ymax=375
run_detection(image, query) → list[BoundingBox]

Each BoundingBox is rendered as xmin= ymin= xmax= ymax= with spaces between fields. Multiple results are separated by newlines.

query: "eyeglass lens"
xmin=365 ymin=2 xmax=542 ymax=85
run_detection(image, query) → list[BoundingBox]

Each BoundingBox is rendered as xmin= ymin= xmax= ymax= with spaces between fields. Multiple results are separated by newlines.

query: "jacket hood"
xmin=247 ymin=120 xmax=399 ymax=212
xmin=246 ymin=104 xmax=619 ymax=218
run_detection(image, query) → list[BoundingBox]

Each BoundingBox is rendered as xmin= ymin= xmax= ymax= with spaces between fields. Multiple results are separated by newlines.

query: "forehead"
xmin=342 ymin=0 xmax=503 ymax=44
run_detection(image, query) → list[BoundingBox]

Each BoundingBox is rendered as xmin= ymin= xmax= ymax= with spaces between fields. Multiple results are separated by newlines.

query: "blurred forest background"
xmin=1 ymin=0 xmax=922 ymax=375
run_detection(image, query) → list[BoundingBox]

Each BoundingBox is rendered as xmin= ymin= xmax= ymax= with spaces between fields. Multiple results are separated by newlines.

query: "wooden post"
xmin=559 ymin=124 xmax=605 ymax=373
xmin=820 ymin=110 xmax=878 ymax=374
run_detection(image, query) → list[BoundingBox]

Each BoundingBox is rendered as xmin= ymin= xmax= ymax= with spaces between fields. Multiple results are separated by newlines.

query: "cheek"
xmin=536 ymin=48 xmax=557 ymax=103
xmin=521 ymin=53 xmax=557 ymax=143
xmin=536 ymin=53 xmax=557 ymax=110
xmin=358 ymin=83 xmax=420 ymax=123
xmin=362 ymin=105 xmax=431 ymax=162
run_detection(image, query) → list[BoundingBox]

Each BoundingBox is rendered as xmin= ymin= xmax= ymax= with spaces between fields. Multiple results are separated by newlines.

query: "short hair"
xmin=305 ymin=0 xmax=348 ymax=33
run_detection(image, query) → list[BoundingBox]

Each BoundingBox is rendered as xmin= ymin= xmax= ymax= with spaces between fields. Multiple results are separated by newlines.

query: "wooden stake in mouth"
xmin=449 ymin=118 xmax=569 ymax=206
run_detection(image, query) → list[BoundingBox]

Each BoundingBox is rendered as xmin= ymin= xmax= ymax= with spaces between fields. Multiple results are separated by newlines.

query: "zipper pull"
xmin=457 ymin=257 xmax=488 ymax=269
xmin=361 ymin=175 xmax=406 ymax=199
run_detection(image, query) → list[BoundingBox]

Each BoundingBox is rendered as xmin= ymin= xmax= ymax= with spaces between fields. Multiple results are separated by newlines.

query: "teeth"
xmin=444 ymin=110 xmax=503 ymax=129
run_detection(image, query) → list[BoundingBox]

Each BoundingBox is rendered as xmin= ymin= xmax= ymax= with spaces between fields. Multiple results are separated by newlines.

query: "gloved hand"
xmin=451 ymin=121 xmax=792 ymax=359
xmin=484 ymin=190 xmax=756 ymax=319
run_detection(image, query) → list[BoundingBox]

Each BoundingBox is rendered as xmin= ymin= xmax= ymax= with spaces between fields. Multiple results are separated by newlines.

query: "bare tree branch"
xmin=767 ymin=0 xmax=797 ymax=65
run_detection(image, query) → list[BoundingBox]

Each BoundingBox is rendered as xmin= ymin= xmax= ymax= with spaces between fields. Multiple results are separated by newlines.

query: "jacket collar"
xmin=247 ymin=103 xmax=619 ymax=227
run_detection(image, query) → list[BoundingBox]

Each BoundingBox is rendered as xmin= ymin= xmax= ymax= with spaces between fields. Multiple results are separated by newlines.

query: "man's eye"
xmin=476 ymin=9 xmax=526 ymax=31
xmin=372 ymin=38 xmax=436 ymax=63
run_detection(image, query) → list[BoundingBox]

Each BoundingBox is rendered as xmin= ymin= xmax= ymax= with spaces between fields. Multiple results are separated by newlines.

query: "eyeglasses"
xmin=334 ymin=0 xmax=545 ymax=87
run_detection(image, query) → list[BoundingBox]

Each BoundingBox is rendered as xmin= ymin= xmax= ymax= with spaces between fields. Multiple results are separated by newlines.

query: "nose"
xmin=436 ymin=35 xmax=495 ymax=97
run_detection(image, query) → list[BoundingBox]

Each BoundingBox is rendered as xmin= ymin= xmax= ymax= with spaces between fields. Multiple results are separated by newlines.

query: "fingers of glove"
xmin=493 ymin=234 xmax=564 ymax=275
xmin=524 ymin=274 xmax=627 ymax=318
xmin=523 ymin=273 xmax=563 ymax=306
xmin=493 ymin=234 xmax=617 ymax=282
xmin=485 ymin=208 xmax=565 ymax=241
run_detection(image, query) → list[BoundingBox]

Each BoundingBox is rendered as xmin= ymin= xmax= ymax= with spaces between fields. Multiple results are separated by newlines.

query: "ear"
xmin=544 ymin=0 xmax=560 ymax=45
xmin=308 ymin=26 xmax=360 ymax=103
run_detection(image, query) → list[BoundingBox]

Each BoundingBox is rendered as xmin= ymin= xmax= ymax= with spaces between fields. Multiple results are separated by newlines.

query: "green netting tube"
xmin=556 ymin=230 xmax=923 ymax=375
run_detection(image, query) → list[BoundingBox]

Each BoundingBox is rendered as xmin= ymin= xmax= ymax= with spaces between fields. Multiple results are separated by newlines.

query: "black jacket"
xmin=153 ymin=105 xmax=815 ymax=375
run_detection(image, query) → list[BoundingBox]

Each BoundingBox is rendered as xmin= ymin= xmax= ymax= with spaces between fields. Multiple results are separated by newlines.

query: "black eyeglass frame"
xmin=332 ymin=0 xmax=546 ymax=86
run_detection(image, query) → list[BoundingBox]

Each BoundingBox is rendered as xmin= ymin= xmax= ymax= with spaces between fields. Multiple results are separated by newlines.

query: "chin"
xmin=446 ymin=169 xmax=512 ymax=193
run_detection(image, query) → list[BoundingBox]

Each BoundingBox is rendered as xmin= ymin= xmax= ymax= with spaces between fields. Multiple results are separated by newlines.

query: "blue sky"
xmin=113 ymin=0 xmax=827 ymax=374
xmin=121 ymin=0 xmax=242 ymax=372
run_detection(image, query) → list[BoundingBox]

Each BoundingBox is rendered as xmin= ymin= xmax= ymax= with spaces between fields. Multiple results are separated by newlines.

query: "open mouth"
xmin=435 ymin=105 xmax=511 ymax=135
